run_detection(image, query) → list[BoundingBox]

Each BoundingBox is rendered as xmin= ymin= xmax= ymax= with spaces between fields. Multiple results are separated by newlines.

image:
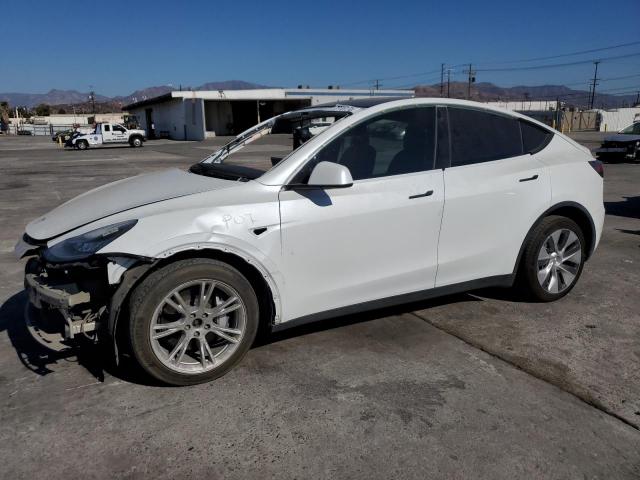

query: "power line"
xmin=335 ymin=43 xmax=640 ymax=93
xmin=599 ymin=73 xmax=640 ymax=82
xmin=474 ymin=40 xmax=640 ymax=66
xmin=339 ymin=68 xmax=442 ymax=87
xmin=476 ymin=51 xmax=640 ymax=72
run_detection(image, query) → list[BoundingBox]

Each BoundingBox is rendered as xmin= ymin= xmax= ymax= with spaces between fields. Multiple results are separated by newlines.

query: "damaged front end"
xmin=17 ymin=223 xmax=152 ymax=355
xmin=24 ymin=255 xmax=109 ymax=351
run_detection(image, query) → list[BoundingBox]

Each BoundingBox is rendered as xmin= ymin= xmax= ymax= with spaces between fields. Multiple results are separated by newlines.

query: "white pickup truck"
xmin=69 ymin=122 xmax=147 ymax=150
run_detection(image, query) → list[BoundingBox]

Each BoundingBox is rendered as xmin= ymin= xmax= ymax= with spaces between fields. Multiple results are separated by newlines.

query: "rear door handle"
xmin=409 ymin=190 xmax=434 ymax=199
xmin=519 ymin=174 xmax=539 ymax=182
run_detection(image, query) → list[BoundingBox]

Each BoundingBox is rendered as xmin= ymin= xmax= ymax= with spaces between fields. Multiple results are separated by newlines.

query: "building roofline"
xmin=123 ymin=88 xmax=414 ymax=110
xmin=122 ymin=92 xmax=175 ymax=111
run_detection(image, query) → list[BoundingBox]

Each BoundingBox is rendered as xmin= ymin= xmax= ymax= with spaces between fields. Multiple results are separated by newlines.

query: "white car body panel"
xmin=538 ymin=136 xmax=605 ymax=251
xmin=19 ymin=98 xmax=604 ymax=330
xmin=26 ymin=169 xmax=234 ymax=239
xmin=278 ymin=169 xmax=444 ymax=320
xmin=436 ymin=153 xmax=551 ymax=287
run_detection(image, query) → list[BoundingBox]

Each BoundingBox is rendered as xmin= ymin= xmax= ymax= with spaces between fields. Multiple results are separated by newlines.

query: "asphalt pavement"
xmin=0 ymin=134 xmax=638 ymax=479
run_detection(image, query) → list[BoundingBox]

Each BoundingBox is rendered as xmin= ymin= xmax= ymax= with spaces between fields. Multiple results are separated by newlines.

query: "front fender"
xmin=153 ymin=233 xmax=283 ymax=318
xmin=105 ymin=230 xmax=284 ymax=323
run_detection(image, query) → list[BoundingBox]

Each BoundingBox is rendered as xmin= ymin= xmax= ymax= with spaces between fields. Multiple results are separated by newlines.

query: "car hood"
xmin=604 ymin=133 xmax=640 ymax=142
xmin=26 ymin=168 xmax=235 ymax=240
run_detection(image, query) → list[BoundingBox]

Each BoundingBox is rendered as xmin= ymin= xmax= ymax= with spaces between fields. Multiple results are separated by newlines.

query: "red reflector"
xmin=589 ymin=160 xmax=604 ymax=178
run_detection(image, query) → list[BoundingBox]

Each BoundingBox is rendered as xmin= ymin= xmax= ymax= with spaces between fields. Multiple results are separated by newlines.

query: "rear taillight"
xmin=589 ymin=160 xmax=604 ymax=178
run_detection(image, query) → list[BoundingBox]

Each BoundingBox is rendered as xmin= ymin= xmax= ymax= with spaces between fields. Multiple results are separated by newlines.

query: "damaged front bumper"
xmin=21 ymin=250 xmax=149 ymax=353
xmin=25 ymin=272 xmax=101 ymax=351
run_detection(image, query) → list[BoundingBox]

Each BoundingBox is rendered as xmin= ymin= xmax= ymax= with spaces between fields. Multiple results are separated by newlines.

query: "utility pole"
xmin=88 ymin=85 xmax=96 ymax=114
xmin=588 ymin=61 xmax=600 ymax=110
xmin=464 ymin=63 xmax=476 ymax=100
xmin=635 ymin=91 xmax=640 ymax=106
xmin=447 ymin=69 xmax=451 ymax=98
xmin=374 ymin=79 xmax=380 ymax=90
xmin=440 ymin=63 xmax=445 ymax=97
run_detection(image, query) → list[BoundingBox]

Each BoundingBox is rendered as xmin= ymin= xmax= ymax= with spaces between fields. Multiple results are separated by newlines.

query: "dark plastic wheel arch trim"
xmin=511 ymin=200 xmax=597 ymax=279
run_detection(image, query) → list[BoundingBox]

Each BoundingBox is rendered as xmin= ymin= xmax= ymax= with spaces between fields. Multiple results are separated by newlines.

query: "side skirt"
xmin=272 ymin=274 xmax=514 ymax=332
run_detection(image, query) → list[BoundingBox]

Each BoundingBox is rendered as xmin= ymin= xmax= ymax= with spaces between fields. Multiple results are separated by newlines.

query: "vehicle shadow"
xmin=0 ymin=286 xmax=521 ymax=385
xmin=617 ymin=228 xmax=640 ymax=236
xmin=605 ymin=196 xmax=640 ymax=220
xmin=599 ymin=158 xmax=639 ymax=165
xmin=256 ymin=292 xmax=487 ymax=346
xmin=65 ymin=146 xmax=142 ymax=151
xmin=0 ymin=290 xmax=160 ymax=386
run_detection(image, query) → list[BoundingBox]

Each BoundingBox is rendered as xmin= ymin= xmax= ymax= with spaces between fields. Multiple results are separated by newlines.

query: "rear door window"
xmin=449 ymin=107 xmax=523 ymax=167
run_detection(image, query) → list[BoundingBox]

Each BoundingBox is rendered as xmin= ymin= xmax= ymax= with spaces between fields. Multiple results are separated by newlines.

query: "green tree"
xmin=0 ymin=101 xmax=10 ymax=122
xmin=35 ymin=103 xmax=51 ymax=116
xmin=16 ymin=106 xmax=31 ymax=119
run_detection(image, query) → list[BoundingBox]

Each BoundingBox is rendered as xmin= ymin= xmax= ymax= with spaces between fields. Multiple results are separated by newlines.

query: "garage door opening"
xmin=204 ymin=99 xmax=311 ymax=137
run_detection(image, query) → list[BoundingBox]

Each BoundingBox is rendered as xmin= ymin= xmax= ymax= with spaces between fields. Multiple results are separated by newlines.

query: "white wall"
xmin=128 ymin=98 xmax=198 ymax=140
xmin=597 ymin=108 xmax=640 ymax=132
xmin=485 ymin=100 xmax=558 ymax=112
xmin=204 ymin=101 xmax=233 ymax=136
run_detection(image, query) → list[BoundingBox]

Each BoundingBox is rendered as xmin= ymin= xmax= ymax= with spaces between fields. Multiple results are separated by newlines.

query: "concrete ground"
xmin=0 ymin=134 xmax=638 ymax=479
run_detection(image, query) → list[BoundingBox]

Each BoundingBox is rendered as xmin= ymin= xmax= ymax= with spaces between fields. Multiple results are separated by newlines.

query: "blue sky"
xmin=2 ymin=0 xmax=639 ymax=96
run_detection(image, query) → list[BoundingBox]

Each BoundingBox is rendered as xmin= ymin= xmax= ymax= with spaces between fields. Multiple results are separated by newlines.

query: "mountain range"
xmin=0 ymin=81 xmax=267 ymax=109
xmin=0 ymin=80 xmax=636 ymax=110
xmin=414 ymin=82 xmax=637 ymax=109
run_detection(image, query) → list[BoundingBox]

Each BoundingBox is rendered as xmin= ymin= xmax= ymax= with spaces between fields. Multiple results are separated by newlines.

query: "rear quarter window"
xmin=449 ymin=108 xmax=523 ymax=167
xmin=520 ymin=120 xmax=553 ymax=154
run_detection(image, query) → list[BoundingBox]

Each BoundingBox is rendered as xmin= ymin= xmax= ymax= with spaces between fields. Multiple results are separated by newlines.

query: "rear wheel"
xmin=519 ymin=216 xmax=585 ymax=302
xmin=128 ymin=258 xmax=259 ymax=385
xmin=76 ymin=140 xmax=88 ymax=150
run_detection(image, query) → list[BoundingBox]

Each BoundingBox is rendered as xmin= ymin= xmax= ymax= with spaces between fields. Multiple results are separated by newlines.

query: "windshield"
xmin=192 ymin=105 xmax=360 ymax=180
xmin=619 ymin=122 xmax=640 ymax=134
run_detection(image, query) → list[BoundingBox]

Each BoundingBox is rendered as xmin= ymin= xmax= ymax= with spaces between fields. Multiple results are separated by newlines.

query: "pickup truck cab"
xmin=69 ymin=122 xmax=147 ymax=150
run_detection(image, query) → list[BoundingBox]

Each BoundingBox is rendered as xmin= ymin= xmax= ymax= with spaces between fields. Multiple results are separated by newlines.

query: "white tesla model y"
xmin=16 ymin=98 xmax=604 ymax=385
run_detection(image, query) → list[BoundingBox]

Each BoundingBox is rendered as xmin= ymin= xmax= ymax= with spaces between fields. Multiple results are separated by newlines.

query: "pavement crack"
xmin=410 ymin=312 xmax=640 ymax=432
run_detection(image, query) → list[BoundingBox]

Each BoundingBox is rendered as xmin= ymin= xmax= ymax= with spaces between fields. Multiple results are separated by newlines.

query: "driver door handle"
xmin=409 ymin=190 xmax=434 ymax=199
xmin=519 ymin=174 xmax=539 ymax=182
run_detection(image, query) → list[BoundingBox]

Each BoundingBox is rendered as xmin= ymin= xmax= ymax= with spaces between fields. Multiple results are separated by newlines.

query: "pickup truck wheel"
xmin=76 ymin=140 xmax=88 ymax=150
xmin=130 ymin=137 xmax=143 ymax=147
xmin=128 ymin=258 xmax=259 ymax=386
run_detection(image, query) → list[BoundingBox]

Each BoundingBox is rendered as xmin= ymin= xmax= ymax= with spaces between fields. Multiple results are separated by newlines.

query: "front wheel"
xmin=130 ymin=137 xmax=143 ymax=147
xmin=518 ymin=216 xmax=586 ymax=302
xmin=128 ymin=258 xmax=259 ymax=385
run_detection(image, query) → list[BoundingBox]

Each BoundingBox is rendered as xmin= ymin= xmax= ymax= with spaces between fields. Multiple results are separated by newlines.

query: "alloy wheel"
xmin=536 ymin=228 xmax=582 ymax=294
xmin=149 ymin=279 xmax=246 ymax=374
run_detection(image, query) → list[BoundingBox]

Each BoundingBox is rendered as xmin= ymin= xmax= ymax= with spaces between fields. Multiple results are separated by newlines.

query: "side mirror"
xmin=289 ymin=161 xmax=353 ymax=190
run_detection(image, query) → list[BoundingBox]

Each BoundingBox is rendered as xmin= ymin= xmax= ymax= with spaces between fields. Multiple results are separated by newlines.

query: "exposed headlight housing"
xmin=43 ymin=220 xmax=137 ymax=263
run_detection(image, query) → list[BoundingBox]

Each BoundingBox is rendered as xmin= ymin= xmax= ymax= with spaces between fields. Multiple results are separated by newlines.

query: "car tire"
xmin=128 ymin=258 xmax=259 ymax=386
xmin=76 ymin=140 xmax=88 ymax=150
xmin=130 ymin=137 xmax=143 ymax=147
xmin=518 ymin=215 xmax=586 ymax=302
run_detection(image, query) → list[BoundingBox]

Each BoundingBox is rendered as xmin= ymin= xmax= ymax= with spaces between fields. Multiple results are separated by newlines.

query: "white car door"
xmin=101 ymin=124 xmax=115 ymax=143
xmin=278 ymin=106 xmax=445 ymax=321
xmin=436 ymin=107 xmax=552 ymax=287
xmin=112 ymin=124 xmax=128 ymax=143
